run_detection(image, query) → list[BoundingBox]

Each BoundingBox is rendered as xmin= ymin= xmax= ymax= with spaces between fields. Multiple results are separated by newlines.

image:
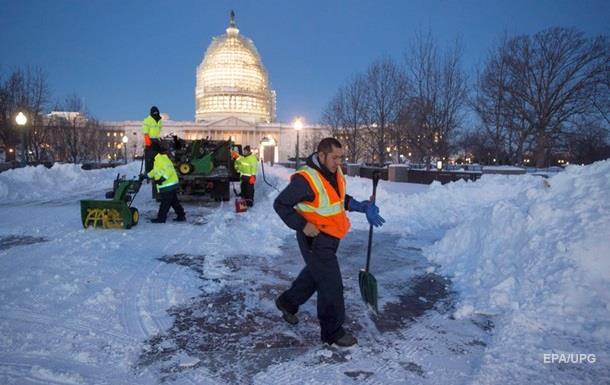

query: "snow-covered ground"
xmin=0 ymin=160 xmax=608 ymax=384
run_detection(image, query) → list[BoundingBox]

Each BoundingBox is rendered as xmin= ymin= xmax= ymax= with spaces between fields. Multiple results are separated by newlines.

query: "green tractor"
xmin=80 ymin=174 xmax=142 ymax=229
xmin=163 ymin=136 xmax=242 ymax=201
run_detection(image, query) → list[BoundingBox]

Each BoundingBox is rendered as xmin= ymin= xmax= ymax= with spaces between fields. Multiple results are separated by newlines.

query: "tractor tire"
xmin=130 ymin=207 xmax=140 ymax=227
xmin=179 ymin=162 xmax=194 ymax=175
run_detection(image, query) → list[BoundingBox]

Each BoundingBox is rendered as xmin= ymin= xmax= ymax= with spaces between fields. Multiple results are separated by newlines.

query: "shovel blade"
xmin=359 ymin=269 xmax=378 ymax=313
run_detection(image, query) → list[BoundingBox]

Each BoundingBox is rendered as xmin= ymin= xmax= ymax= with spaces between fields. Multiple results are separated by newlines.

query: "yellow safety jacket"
xmin=147 ymin=153 xmax=179 ymax=192
xmin=141 ymin=115 xmax=162 ymax=139
xmin=294 ymin=165 xmax=350 ymax=239
xmin=235 ymin=153 xmax=258 ymax=176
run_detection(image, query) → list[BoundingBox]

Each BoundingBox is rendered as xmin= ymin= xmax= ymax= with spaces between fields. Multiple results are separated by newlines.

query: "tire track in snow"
xmin=0 ymin=352 xmax=142 ymax=385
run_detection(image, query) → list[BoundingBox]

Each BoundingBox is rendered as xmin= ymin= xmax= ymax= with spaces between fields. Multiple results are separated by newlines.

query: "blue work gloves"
xmin=349 ymin=199 xmax=385 ymax=227
xmin=365 ymin=203 xmax=385 ymax=227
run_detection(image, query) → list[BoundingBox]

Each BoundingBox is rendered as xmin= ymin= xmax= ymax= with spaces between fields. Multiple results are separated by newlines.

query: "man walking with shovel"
xmin=273 ymin=137 xmax=385 ymax=347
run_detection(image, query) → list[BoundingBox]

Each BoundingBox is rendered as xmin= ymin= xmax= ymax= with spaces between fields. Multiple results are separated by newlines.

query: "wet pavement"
xmin=0 ymin=235 xmax=47 ymax=251
xmin=137 ymin=230 xmax=493 ymax=384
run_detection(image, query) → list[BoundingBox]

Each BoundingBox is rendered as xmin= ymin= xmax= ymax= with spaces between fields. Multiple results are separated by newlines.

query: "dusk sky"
xmin=1 ymin=0 xmax=608 ymax=124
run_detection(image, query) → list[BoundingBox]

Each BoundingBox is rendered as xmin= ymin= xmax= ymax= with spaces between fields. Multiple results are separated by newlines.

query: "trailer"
xmin=161 ymin=136 xmax=242 ymax=201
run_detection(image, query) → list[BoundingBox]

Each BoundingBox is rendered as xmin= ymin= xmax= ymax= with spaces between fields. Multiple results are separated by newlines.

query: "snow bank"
xmin=0 ymin=162 xmax=141 ymax=203
xmin=401 ymin=160 xmax=610 ymax=381
xmin=423 ymin=161 xmax=609 ymax=323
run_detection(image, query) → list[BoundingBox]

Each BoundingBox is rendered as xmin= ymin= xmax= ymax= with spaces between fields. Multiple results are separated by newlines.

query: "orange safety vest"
xmin=294 ymin=165 xmax=351 ymax=239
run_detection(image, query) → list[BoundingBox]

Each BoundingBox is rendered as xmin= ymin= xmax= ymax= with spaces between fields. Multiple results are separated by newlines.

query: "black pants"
xmin=145 ymin=140 xmax=159 ymax=199
xmin=280 ymin=232 xmax=345 ymax=343
xmin=156 ymin=188 xmax=185 ymax=222
xmin=144 ymin=140 xmax=160 ymax=173
xmin=240 ymin=175 xmax=255 ymax=207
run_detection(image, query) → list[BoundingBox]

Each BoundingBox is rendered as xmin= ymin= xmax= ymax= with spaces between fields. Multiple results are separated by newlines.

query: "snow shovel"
xmin=359 ymin=171 xmax=380 ymax=313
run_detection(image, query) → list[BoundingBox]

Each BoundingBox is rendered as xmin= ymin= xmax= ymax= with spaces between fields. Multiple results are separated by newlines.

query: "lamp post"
xmin=293 ymin=118 xmax=303 ymax=169
xmin=15 ymin=112 xmax=27 ymax=167
xmin=122 ymin=135 xmax=129 ymax=164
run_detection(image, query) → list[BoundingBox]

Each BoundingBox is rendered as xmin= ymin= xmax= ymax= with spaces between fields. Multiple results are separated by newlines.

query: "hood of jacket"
xmin=305 ymin=152 xmax=340 ymax=195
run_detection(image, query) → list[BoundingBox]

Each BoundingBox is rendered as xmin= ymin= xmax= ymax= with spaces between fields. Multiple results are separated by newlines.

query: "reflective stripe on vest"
xmin=141 ymin=115 xmax=162 ymax=138
xmin=148 ymin=153 xmax=179 ymax=192
xmin=295 ymin=165 xmax=350 ymax=239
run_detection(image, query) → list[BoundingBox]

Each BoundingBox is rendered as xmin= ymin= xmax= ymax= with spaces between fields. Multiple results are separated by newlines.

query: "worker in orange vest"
xmin=273 ymin=137 xmax=384 ymax=347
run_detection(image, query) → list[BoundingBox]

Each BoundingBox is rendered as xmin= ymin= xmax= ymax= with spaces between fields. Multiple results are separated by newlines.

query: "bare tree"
xmin=0 ymin=67 xmax=50 ymax=161
xmin=364 ymin=57 xmax=408 ymax=165
xmin=502 ymin=28 xmax=608 ymax=167
xmin=401 ymin=32 xmax=468 ymax=167
xmin=49 ymin=95 xmax=92 ymax=163
xmin=564 ymin=116 xmax=610 ymax=164
xmin=321 ymin=73 xmax=369 ymax=162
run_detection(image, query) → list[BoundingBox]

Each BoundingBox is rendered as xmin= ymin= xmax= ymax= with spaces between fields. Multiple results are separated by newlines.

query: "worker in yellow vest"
xmin=139 ymin=142 xmax=186 ymax=223
xmin=142 ymin=106 xmax=163 ymax=174
xmin=234 ymin=145 xmax=258 ymax=207
xmin=273 ymin=137 xmax=384 ymax=347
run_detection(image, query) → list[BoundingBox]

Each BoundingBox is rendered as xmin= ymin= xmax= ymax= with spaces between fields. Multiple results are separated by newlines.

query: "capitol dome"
xmin=195 ymin=11 xmax=276 ymax=123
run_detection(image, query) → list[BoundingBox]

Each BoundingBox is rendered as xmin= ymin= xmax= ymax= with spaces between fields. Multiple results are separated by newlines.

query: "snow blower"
xmin=80 ymin=174 xmax=142 ymax=229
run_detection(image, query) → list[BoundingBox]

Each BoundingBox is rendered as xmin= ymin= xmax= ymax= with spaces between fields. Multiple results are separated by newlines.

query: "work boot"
xmin=150 ymin=218 xmax=165 ymax=223
xmin=275 ymin=297 xmax=298 ymax=325
xmin=173 ymin=216 xmax=186 ymax=222
xmin=330 ymin=332 xmax=358 ymax=347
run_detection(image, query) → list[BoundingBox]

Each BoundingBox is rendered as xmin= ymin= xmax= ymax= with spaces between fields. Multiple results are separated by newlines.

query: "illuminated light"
xmin=293 ymin=118 xmax=303 ymax=130
xmin=260 ymin=136 xmax=276 ymax=146
xmin=436 ymin=160 xmax=443 ymax=170
xmin=195 ymin=11 xmax=276 ymax=122
xmin=9 ymin=148 xmax=14 ymax=153
xmin=16 ymin=112 xmax=27 ymax=126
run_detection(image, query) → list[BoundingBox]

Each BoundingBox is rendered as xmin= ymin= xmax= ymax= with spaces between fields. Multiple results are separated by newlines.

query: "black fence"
xmin=276 ymin=162 xmax=482 ymax=185
xmin=405 ymin=169 xmax=481 ymax=184
xmin=359 ymin=166 xmax=389 ymax=180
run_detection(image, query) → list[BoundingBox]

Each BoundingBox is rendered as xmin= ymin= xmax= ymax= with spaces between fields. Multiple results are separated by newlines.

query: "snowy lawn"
xmin=0 ymin=161 xmax=608 ymax=384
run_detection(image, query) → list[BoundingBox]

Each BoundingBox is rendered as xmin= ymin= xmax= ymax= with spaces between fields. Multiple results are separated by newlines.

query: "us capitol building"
xmin=106 ymin=11 xmax=324 ymax=163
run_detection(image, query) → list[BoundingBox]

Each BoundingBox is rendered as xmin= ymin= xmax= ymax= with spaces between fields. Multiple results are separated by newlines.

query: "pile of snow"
xmin=391 ymin=161 xmax=608 ymax=381
xmin=0 ymin=162 xmax=141 ymax=202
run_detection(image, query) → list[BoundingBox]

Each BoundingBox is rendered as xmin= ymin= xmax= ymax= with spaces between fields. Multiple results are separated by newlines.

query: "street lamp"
xmin=293 ymin=118 xmax=303 ymax=169
xmin=122 ymin=135 xmax=129 ymax=164
xmin=15 ymin=112 xmax=27 ymax=167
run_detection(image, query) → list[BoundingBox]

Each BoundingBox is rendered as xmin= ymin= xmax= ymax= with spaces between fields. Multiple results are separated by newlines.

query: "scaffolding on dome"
xmin=195 ymin=11 xmax=276 ymax=123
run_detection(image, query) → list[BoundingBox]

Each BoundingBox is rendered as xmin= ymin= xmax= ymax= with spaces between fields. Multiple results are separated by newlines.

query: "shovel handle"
xmin=372 ymin=171 xmax=380 ymax=200
xmin=365 ymin=170 xmax=381 ymax=272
